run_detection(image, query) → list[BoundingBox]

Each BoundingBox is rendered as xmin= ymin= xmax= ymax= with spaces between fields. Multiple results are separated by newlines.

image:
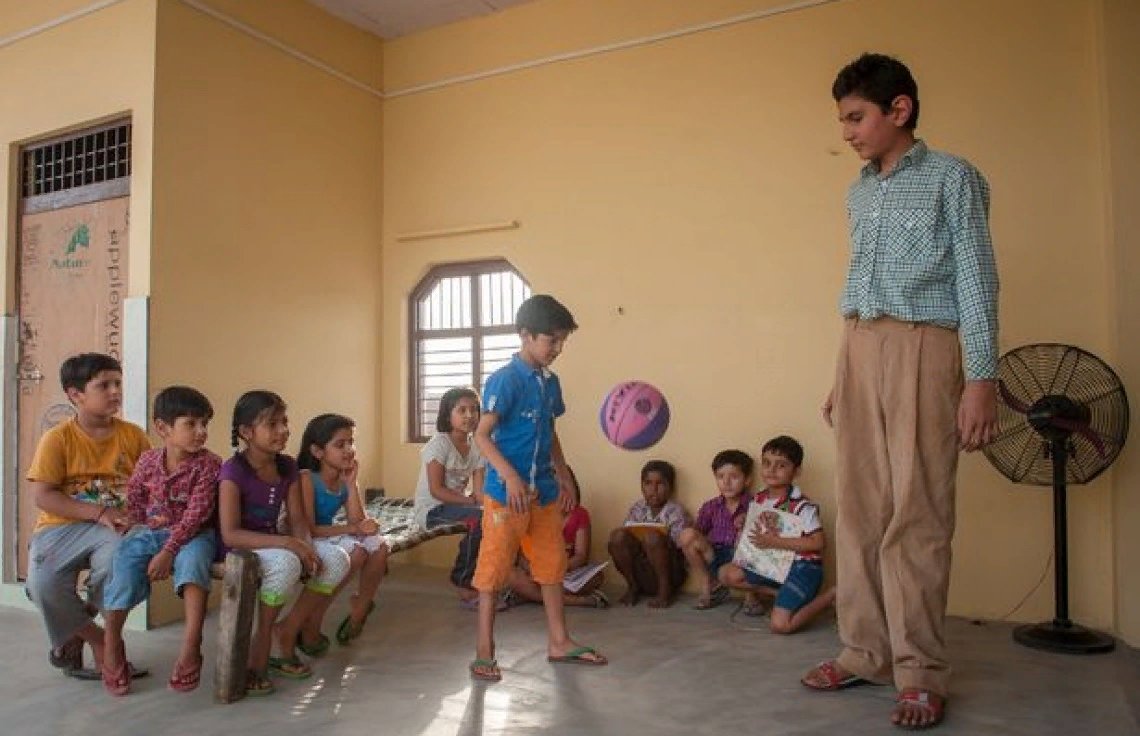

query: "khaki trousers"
xmin=833 ymin=317 xmax=962 ymax=696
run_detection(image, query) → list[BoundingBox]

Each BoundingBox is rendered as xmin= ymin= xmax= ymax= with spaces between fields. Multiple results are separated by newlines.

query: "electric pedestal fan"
xmin=983 ymin=343 xmax=1129 ymax=654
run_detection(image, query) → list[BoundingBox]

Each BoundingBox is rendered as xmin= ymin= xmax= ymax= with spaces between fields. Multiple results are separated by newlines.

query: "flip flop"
xmin=49 ymin=637 xmax=84 ymax=670
xmin=469 ymin=658 xmax=501 ymax=682
xmin=101 ymin=658 xmax=131 ymax=697
xmin=297 ymin=632 xmax=330 ymax=658
xmin=547 ymin=645 xmax=608 ymax=666
xmin=245 ymin=670 xmax=275 ymax=697
xmin=67 ymin=662 xmax=150 ymax=681
xmin=335 ymin=600 xmax=376 ymax=645
xmin=693 ymin=586 xmax=731 ymax=610
xmin=590 ymin=590 xmax=610 ymax=609
xmin=892 ymin=689 xmax=946 ymax=730
xmin=168 ymin=658 xmax=203 ymax=693
xmin=800 ymin=660 xmax=871 ymax=691
xmin=267 ymin=656 xmax=312 ymax=679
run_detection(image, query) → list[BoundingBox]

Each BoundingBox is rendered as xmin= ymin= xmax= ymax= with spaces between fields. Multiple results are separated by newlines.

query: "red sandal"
xmin=892 ymin=689 xmax=946 ymax=730
xmin=168 ymin=657 xmax=202 ymax=693
xmin=101 ymin=656 xmax=131 ymax=697
xmin=800 ymin=660 xmax=871 ymax=691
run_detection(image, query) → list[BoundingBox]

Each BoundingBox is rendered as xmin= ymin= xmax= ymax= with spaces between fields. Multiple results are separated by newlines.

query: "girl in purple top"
xmin=217 ymin=391 xmax=350 ymax=696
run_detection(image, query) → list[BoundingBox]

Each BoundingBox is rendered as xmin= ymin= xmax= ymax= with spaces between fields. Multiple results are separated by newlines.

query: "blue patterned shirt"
xmin=841 ymin=140 xmax=999 ymax=380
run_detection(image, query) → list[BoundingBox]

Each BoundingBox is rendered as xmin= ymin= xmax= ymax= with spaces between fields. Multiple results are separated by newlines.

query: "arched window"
xmin=408 ymin=259 xmax=532 ymax=442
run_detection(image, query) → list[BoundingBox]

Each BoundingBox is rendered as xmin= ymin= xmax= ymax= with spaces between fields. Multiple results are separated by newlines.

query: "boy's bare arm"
xmin=749 ymin=524 xmax=826 ymax=553
xmin=32 ymin=481 xmax=127 ymax=532
xmin=473 ymin=412 xmax=530 ymax=512
xmin=551 ymin=430 xmax=576 ymax=512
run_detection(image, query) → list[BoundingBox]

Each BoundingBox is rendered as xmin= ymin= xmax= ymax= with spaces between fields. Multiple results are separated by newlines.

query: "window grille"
xmin=409 ymin=260 xmax=531 ymax=441
xmin=21 ymin=121 xmax=132 ymax=198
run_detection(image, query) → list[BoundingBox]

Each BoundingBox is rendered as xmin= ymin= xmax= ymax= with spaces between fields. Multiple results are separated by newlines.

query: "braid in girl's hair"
xmin=230 ymin=390 xmax=287 ymax=455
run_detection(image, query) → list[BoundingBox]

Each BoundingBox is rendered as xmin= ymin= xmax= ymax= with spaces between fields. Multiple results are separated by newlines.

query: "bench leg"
xmin=214 ymin=551 xmax=260 ymax=704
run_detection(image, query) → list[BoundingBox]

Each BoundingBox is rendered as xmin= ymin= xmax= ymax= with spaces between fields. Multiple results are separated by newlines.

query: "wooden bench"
xmin=209 ymin=497 xmax=468 ymax=703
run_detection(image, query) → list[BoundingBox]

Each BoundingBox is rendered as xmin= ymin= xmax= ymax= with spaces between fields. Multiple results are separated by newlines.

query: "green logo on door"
xmin=52 ymin=224 xmax=91 ymax=270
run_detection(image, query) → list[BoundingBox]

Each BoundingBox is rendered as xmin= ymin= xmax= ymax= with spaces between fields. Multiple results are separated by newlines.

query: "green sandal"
xmin=245 ymin=670 xmax=275 ymax=696
xmin=296 ymin=632 xmax=330 ymax=658
xmin=335 ymin=600 xmax=376 ymax=645
xmin=267 ymin=656 xmax=312 ymax=679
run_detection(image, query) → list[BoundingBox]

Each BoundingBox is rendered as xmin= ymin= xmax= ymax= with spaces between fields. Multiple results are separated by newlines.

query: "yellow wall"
xmin=379 ymin=0 xmax=1126 ymax=633
xmin=149 ymin=0 xmax=384 ymax=480
xmin=1 ymin=0 xmax=157 ymax=304
xmin=1100 ymin=0 xmax=1140 ymax=646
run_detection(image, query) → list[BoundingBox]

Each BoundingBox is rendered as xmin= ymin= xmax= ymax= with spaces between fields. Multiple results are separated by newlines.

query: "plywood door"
xmin=16 ymin=197 xmax=129 ymax=577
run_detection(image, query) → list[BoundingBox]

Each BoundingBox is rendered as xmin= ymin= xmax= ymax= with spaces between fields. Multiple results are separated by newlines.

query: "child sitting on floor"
xmin=718 ymin=435 xmax=835 ymax=634
xmin=608 ymin=460 xmax=691 ymax=608
xmin=295 ymin=413 xmax=389 ymax=651
xmin=217 ymin=390 xmax=351 ymax=695
xmin=101 ymin=386 xmax=221 ymax=696
xmin=679 ymin=449 xmax=754 ymax=610
xmin=508 ymin=467 xmax=609 ymax=608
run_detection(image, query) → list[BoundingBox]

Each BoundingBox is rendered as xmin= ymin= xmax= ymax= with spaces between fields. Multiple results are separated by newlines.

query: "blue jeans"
xmin=743 ymin=559 xmax=824 ymax=613
xmin=427 ymin=504 xmax=483 ymax=589
xmin=104 ymin=528 xmax=216 ymax=611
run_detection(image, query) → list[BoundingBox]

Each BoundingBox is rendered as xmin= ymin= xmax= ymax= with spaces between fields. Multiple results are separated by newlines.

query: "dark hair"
xmin=516 ymin=294 xmax=577 ymax=336
xmin=640 ymin=460 xmax=676 ymax=491
xmin=832 ymin=53 xmax=920 ymax=130
xmin=60 ymin=353 xmax=121 ymax=393
xmin=762 ymin=435 xmax=804 ymax=467
xmin=153 ymin=385 xmax=213 ymax=425
xmin=712 ymin=449 xmax=754 ymax=476
xmin=297 ymin=413 xmax=355 ymax=471
xmin=230 ymin=390 xmax=287 ymax=451
xmin=436 ymin=387 xmax=480 ymax=433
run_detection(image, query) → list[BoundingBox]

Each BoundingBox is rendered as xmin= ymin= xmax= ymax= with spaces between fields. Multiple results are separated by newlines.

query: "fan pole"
xmin=1012 ymin=438 xmax=1115 ymax=654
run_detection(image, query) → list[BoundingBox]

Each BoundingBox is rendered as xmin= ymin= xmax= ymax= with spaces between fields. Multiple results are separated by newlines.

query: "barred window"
xmin=409 ymin=259 xmax=531 ymax=442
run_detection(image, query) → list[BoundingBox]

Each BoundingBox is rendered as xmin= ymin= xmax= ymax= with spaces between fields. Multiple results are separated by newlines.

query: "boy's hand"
xmin=749 ymin=522 xmax=783 ymax=550
xmin=958 ymin=380 xmax=998 ymax=451
xmin=355 ymin=517 xmax=379 ymax=536
xmin=821 ymin=388 xmax=835 ymax=428
xmin=557 ymin=473 xmax=577 ymax=513
xmin=147 ymin=549 xmax=174 ymax=581
xmin=505 ymin=474 xmax=531 ymax=514
xmin=96 ymin=507 xmax=130 ymax=534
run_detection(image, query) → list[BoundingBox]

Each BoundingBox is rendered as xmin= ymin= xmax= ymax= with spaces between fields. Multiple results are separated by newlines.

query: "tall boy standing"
xmin=803 ymin=54 xmax=999 ymax=731
xmin=470 ymin=294 xmax=607 ymax=682
xmin=26 ymin=353 xmax=150 ymax=678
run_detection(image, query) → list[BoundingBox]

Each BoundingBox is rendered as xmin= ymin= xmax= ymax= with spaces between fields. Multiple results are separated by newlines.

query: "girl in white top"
xmin=413 ymin=388 xmax=485 ymax=603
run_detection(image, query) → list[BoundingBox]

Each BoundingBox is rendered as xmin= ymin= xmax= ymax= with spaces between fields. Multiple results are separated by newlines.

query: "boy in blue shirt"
xmin=804 ymin=54 xmax=999 ymax=731
xmin=469 ymin=295 xmax=608 ymax=682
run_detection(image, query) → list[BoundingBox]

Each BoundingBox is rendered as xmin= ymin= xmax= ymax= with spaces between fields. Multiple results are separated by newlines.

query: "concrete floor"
xmin=1 ymin=565 xmax=1137 ymax=736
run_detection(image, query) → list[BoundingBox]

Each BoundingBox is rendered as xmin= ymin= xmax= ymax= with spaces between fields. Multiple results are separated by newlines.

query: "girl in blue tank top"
xmin=295 ymin=414 xmax=389 ymax=652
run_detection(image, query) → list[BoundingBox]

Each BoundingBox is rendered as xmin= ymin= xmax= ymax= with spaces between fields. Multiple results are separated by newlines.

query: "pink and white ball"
xmin=599 ymin=381 xmax=670 ymax=450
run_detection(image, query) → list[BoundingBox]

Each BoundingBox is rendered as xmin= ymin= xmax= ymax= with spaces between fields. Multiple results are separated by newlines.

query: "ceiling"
xmin=306 ymin=0 xmax=538 ymax=39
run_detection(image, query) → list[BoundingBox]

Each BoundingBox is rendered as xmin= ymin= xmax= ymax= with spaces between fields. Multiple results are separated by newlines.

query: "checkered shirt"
xmin=840 ymin=140 xmax=999 ymax=380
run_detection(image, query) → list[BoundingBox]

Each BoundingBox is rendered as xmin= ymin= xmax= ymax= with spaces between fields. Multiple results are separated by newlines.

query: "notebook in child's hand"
xmin=732 ymin=504 xmax=803 ymax=584
xmin=563 ymin=560 xmax=610 ymax=594
xmin=623 ymin=521 xmax=668 ymax=542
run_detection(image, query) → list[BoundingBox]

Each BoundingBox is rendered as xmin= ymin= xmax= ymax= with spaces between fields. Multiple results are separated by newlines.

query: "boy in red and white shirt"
xmin=718 ymin=435 xmax=836 ymax=634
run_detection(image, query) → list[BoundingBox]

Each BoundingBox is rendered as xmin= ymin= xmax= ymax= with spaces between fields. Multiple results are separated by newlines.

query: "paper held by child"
xmin=733 ymin=505 xmax=803 ymax=584
xmin=622 ymin=521 xmax=668 ymax=542
xmin=563 ymin=560 xmax=610 ymax=594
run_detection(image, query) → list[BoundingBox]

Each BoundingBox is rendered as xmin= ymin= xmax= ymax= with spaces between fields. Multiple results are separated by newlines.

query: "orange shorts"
xmin=472 ymin=496 xmax=567 ymax=592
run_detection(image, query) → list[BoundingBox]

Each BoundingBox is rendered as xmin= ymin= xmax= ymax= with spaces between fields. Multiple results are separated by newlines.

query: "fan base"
xmin=1013 ymin=621 xmax=1115 ymax=654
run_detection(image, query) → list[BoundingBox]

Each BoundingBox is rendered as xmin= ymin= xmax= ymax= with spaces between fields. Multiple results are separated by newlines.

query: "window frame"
xmin=407 ymin=258 xmax=529 ymax=443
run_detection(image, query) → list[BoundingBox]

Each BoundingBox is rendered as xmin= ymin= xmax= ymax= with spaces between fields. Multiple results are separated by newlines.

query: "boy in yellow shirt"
xmin=25 ymin=353 xmax=150 ymax=679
